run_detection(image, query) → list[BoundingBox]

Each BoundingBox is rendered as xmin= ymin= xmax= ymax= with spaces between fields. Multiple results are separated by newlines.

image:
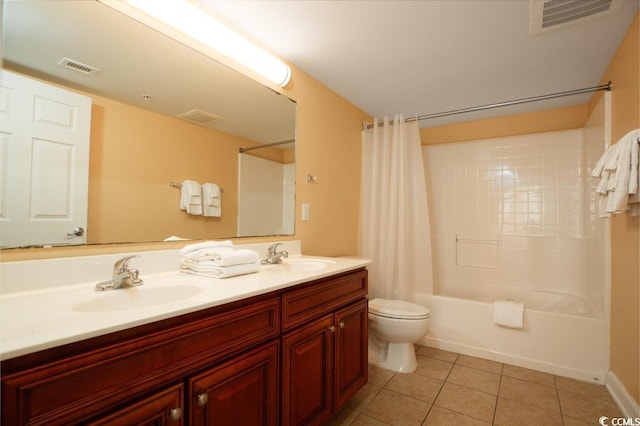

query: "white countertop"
xmin=0 ymin=243 xmax=371 ymax=361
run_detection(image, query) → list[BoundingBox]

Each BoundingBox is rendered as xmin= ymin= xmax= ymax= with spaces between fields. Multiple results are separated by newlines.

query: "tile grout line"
xmin=493 ymin=370 xmax=505 ymax=426
xmin=554 ymin=374 xmax=567 ymax=426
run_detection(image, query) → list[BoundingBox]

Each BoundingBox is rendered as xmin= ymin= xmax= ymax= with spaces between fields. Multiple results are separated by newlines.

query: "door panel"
xmin=281 ymin=315 xmax=333 ymax=426
xmin=189 ymin=341 xmax=279 ymax=426
xmin=334 ymin=300 xmax=368 ymax=410
xmin=0 ymin=70 xmax=91 ymax=247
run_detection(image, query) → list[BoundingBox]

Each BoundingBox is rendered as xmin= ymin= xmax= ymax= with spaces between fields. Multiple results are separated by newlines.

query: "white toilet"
xmin=368 ymin=298 xmax=431 ymax=373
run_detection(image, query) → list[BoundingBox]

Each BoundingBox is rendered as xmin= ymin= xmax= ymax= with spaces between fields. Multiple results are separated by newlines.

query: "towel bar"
xmin=170 ymin=181 xmax=223 ymax=192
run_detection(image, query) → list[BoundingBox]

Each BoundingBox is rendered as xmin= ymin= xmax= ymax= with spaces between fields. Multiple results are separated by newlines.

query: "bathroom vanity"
xmin=0 ymin=248 xmax=369 ymax=425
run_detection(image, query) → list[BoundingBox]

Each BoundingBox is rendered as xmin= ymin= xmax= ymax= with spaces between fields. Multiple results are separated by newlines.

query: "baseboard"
xmin=421 ymin=336 xmax=608 ymax=383
xmin=606 ymin=370 xmax=640 ymax=418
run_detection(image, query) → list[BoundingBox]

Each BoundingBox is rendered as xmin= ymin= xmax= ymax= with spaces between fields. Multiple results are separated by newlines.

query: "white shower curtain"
xmin=359 ymin=115 xmax=434 ymax=300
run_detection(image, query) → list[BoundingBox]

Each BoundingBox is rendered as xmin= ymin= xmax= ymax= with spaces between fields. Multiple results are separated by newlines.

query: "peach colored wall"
xmin=278 ymin=67 xmax=372 ymax=256
xmin=589 ymin=13 xmax=639 ymax=404
xmin=420 ymin=104 xmax=588 ymax=145
xmin=88 ymin=95 xmax=248 ymax=243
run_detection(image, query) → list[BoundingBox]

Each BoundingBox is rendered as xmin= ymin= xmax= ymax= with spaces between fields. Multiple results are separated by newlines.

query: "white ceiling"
xmin=200 ymin=0 xmax=639 ymax=127
xmin=2 ymin=1 xmax=296 ymax=145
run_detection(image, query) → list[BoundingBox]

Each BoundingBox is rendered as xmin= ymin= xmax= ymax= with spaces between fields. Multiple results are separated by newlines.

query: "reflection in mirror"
xmin=1 ymin=1 xmax=296 ymax=249
xmin=238 ymin=148 xmax=295 ymax=237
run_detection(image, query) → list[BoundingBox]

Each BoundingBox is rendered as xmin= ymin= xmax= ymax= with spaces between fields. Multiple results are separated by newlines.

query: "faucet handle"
xmin=114 ymin=254 xmax=139 ymax=271
xmin=267 ymin=243 xmax=283 ymax=254
xmin=128 ymin=268 xmax=143 ymax=286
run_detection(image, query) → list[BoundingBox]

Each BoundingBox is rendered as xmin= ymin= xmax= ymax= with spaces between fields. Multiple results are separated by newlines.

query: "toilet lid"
xmin=369 ymin=298 xmax=430 ymax=319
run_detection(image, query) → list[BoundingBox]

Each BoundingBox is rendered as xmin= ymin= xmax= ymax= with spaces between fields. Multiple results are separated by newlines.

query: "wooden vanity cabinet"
xmin=1 ymin=268 xmax=368 ymax=426
xmin=1 ymin=296 xmax=280 ymax=425
xmin=281 ymin=269 xmax=368 ymax=426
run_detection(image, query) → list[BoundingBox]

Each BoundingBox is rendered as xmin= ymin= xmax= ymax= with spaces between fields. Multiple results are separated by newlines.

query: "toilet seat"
xmin=369 ymin=298 xmax=430 ymax=320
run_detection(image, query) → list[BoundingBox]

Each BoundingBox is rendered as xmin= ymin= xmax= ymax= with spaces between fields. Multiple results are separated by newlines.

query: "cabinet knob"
xmin=170 ymin=407 xmax=182 ymax=421
xmin=197 ymin=392 xmax=209 ymax=407
xmin=328 ymin=325 xmax=336 ymax=332
xmin=339 ymin=321 xmax=345 ymax=328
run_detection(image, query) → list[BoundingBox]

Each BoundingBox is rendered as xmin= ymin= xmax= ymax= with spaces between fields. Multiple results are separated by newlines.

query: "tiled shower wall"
xmin=423 ymin=127 xmax=606 ymax=318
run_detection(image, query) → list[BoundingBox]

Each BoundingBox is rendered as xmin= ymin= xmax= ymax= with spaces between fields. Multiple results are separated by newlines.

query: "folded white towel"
xmin=180 ymin=180 xmax=202 ymax=215
xmin=182 ymin=248 xmax=260 ymax=266
xmin=202 ymin=183 xmax=221 ymax=217
xmin=494 ymin=300 xmax=524 ymax=329
xmin=180 ymin=262 xmax=259 ymax=279
xmin=179 ymin=240 xmax=233 ymax=256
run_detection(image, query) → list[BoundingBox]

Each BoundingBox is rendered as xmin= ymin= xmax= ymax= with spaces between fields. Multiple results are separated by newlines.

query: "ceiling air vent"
xmin=58 ymin=57 xmax=100 ymax=75
xmin=530 ymin=0 xmax=623 ymax=34
xmin=176 ymin=109 xmax=224 ymax=127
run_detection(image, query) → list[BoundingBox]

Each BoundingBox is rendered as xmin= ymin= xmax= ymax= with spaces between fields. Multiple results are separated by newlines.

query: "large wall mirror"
xmin=1 ymin=1 xmax=296 ymax=249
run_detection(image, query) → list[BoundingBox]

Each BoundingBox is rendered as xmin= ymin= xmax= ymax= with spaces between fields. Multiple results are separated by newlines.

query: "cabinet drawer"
xmin=86 ymin=383 xmax=184 ymax=425
xmin=1 ymin=298 xmax=279 ymax=426
xmin=282 ymin=269 xmax=367 ymax=331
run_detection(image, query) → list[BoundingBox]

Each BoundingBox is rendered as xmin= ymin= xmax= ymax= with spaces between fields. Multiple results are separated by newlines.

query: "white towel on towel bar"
xmin=202 ymin=183 xmax=221 ymax=217
xmin=592 ymin=129 xmax=640 ymax=217
xmin=494 ymin=300 xmax=524 ymax=329
xmin=180 ymin=180 xmax=202 ymax=215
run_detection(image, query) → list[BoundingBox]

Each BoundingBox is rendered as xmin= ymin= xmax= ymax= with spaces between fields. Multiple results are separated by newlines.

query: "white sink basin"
xmin=264 ymin=258 xmax=336 ymax=273
xmin=72 ymin=285 xmax=204 ymax=312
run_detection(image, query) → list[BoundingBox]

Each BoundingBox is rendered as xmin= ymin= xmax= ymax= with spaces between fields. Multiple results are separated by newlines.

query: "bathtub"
xmin=414 ymin=292 xmax=610 ymax=383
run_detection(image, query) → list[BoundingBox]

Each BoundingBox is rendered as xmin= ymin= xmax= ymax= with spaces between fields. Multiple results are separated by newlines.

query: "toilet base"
xmin=368 ymin=342 xmax=417 ymax=373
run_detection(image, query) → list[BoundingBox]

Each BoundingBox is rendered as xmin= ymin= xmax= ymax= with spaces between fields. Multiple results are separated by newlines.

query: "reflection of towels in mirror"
xmin=180 ymin=180 xmax=202 ymax=215
xmin=203 ymin=183 xmax=221 ymax=217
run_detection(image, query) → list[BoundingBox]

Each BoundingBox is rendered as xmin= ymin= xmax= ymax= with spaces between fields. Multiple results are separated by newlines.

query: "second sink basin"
xmin=73 ymin=285 xmax=204 ymax=312
xmin=264 ymin=258 xmax=336 ymax=273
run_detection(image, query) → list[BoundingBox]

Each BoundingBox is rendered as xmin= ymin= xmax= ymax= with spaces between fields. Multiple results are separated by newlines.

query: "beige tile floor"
xmin=328 ymin=345 xmax=623 ymax=426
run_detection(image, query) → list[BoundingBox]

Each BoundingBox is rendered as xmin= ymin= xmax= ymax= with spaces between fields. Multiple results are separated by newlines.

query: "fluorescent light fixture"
xmin=98 ymin=0 xmax=291 ymax=87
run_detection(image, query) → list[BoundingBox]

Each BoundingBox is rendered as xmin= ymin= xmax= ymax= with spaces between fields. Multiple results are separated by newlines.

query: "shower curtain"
xmin=359 ymin=115 xmax=434 ymax=300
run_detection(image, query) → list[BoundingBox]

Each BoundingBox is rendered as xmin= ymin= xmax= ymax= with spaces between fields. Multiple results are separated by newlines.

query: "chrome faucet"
xmin=261 ymin=243 xmax=289 ymax=265
xmin=95 ymin=255 xmax=144 ymax=291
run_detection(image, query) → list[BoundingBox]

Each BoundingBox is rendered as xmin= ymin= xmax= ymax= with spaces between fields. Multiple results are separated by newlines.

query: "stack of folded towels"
xmin=179 ymin=240 xmax=260 ymax=279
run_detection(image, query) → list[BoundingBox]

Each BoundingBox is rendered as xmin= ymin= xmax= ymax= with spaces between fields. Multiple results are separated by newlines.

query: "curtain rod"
xmin=363 ymin=81 xmax=612 ymax=130
xmin=239 ymin=139 xmax=295 ymax=153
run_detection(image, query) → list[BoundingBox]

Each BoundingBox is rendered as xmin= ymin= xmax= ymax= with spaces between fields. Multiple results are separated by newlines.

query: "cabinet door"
xmin=281 ymin=314 xmax=333 ymax=426
xmin=87 ymin=383 xmax=184 ymax=425
xmin=334 ymin=300 xmax=368 ymax=410
xmin=189 ymin=340 xmax=279 ymax=426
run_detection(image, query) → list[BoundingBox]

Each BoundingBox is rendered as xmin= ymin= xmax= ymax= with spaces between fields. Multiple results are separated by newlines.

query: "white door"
xmin=0 ymin=70 xmax=91 ymax=248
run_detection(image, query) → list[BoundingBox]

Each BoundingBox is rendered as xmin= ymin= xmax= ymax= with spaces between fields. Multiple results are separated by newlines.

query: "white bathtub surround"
xmin=417 ymin=294 xmax=609 ymax=383
xmin=0 ymin=240 xmax=372 ymax=360
xmin=359 ymin=115 xmax=433 ymax=299
xmin=415 ymin=98 xmax=612 ymax=384
xmin=424 ymin=128 xmax=607 ymax=319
